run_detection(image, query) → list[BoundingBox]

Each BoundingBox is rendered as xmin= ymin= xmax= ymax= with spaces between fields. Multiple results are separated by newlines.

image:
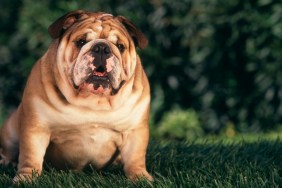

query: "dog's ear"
xmin=116 ymin=16 xmax=148 ymax=49
xmin=48 ymin=10 xmax=88 ymax=39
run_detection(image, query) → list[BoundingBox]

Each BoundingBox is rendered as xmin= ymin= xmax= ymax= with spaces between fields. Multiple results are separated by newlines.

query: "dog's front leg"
xmin=121 ymin=126 xmax=153 ymax=181
xmin=14 ymin=124 xmax=50 ymax=183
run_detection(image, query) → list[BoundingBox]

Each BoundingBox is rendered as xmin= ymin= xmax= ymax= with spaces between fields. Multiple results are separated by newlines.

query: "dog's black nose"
xmin=91 ymin=42 xmax=112 ymax=74
xmin=92 ymin=42 xmax=111 ymax=55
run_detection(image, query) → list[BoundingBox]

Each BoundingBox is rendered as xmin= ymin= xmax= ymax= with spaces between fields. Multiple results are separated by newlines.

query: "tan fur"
xmin=0 ymin=10 xmax=152 ymax=182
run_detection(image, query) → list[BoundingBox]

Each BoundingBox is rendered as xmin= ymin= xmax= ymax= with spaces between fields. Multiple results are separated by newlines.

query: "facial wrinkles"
xmin=65 ymin=15 xmax=135 ymax=89
xmin=101 ymin=21 xmax=132 ymax=78
xmin=64 ymin=20 xmax=101 ymax=72
xmin=53 ymin=40 xmax=74 ymax=94
xmin=60 ymin=38 xmax=74 ymax=81
xmin=84 ymin=19 xmax=111 ymax=42
xmin=82 ymin=17 xmax=128 ymax=47
xmin=88 ymin=22 xmax=103 ymax=39
xmin=107 ymin=32 xmax=118 ymax=44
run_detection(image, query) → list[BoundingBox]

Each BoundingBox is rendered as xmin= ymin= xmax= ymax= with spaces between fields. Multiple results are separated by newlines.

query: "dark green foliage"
xmin=1 ymin=0 xmax=282 ymax=132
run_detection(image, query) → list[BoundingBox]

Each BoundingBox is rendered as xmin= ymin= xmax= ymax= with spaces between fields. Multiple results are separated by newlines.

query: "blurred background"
xmin=0 ymin=0 xmax=282 ymax=140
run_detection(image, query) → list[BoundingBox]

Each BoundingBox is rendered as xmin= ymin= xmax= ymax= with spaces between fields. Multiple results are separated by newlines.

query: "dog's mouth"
xmin=74 ymin=68 xmax=124 ymax=95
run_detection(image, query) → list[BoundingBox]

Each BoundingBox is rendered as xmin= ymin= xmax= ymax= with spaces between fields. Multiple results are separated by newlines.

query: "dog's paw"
xmin=125 ymin=167 xmax=153 ymax=182
xmin=13 ymin=173 xmax=33 ymax=184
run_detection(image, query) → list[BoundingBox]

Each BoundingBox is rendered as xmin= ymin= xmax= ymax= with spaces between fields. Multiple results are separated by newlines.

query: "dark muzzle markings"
xmin=73 ymin=39 xmax=123 ymax=95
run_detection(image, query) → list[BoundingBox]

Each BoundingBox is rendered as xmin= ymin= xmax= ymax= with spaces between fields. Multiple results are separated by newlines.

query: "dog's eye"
xmin=75 ymin=39 xmax=87 ymax=48
xmin=117 ymin=44 xmax=125 ymax=53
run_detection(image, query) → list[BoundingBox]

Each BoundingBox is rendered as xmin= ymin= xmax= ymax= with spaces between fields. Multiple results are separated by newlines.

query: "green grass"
xmin=0 ymin=135 xmax=281 ymax=187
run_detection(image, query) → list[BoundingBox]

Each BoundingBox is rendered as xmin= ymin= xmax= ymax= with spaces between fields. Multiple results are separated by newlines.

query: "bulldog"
xmin=0 ymin=10 xmax=152 ymax=182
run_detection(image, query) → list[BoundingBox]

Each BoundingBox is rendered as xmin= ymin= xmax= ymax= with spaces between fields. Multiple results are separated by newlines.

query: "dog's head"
xmin=48 ymin=10 xmax=147 ymax=96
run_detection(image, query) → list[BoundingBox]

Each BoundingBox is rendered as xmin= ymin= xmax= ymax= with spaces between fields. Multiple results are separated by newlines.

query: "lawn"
xmin=0 ymin=135 xmax=281 ymax=187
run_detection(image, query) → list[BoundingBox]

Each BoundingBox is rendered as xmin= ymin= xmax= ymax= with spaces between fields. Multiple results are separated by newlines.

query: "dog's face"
xmin=48 ymin=10 xmax=148 ymax=96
